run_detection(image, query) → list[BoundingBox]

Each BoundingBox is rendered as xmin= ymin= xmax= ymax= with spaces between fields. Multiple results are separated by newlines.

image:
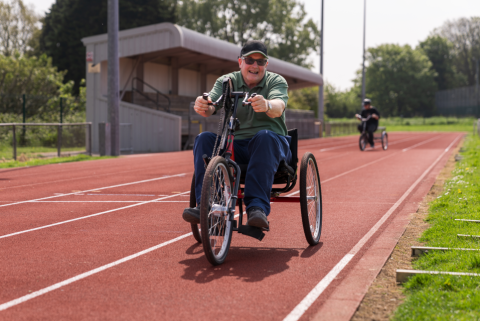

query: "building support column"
xmin=171 ymin=57 xmax=179 ymax=95
xmin=136 ymin=56 xmax=144 ymax=92
xmin=200 ymin=64 xmax=207 ymax=93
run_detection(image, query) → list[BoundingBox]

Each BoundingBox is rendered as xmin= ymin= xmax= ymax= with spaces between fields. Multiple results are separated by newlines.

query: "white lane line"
xmin=287 ymin=152 xmax=398 ymax=196
xmin=283 ymin=134 xmax=462 ymax=321
xmin=402 ymin=135 xmax=442 ymax=152
xmin=0 ymin=212 xmax=247 ymax=312
xmin=0 ymin=135 xmax=461 ymax=312
xmin=36 ymin=200 xmax=188 ymax=203
xmin=319 ymin=135 xmax=420 ymax=152
xmin=0 ymin=173 xmax=187 ymax=208
xmin=0 ymin=192 xmax=189 ymax=240
xmin=0 ymin=233 xmax=193 ymax=312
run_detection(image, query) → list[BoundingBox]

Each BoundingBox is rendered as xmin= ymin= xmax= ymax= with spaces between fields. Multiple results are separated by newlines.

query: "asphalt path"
xmin=0 ymin=132 xmax=461 ymax=320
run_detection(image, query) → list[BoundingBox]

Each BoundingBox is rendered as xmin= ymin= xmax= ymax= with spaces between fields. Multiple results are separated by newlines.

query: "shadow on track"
xmin=180 ymin=242 xmax=323 ymax=284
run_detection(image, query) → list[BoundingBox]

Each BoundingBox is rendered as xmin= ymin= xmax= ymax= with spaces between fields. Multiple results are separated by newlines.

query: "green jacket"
xmin=209 ymin=71 xmax=289 ymax=140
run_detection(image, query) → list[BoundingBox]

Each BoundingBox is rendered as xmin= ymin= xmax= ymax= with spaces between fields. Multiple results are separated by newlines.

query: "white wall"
xmin=207 ymin=74 xmax=221 ymax=92
xmin=179 ymin=69 xmax=200 ymax=97
xmin=144 ymin=62 xmax=171 ymax=93
xmin=100 ymin=58 xmax=135 ymax=96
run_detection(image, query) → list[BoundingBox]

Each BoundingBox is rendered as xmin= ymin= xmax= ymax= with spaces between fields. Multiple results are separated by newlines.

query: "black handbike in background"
xmin=189 ymin=77 xmax=323 ymax=266
xmin=356 ymin=114 xmax=388 ymax=151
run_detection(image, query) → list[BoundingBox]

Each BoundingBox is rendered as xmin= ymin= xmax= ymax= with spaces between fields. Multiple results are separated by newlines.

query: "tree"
xmin=0 ymin=0 xmax=40 ymax=56
xmin=288 ymin=86 xmax=318 ymax=117
xmin=418 ymin=35 xmax=466 ymax=90
xmin=176 ymin=0 xmax=319 ymax=68
xmin=0 ymin=53 xmax=82 ymax=118
xmin=324 ymin=84 xmax=359 ymax=119
xmin=435 ymin=17 xmax=480 ymax=87
xmin=39 ymin=0 xmax=176 ymax=94
xmin=363 ymin=44 xmax=437 ymax=117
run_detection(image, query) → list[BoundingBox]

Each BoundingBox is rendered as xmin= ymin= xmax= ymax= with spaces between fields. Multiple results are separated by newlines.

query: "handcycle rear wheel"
xmin=359 ymin=134 xmax=367 ymax=151
xmin=200 ymin=156 xmax=234 ymax=265
xmin=189 ymin=174 xmax=202 ymax=243
xmin=381 ymin=132 xmax=388 ymax=150
xmin=300 ymin=152 xmax=322 ymax=246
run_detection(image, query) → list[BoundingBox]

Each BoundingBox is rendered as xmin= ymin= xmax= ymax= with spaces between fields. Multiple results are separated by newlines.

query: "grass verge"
xmin=0 ymin=154 xmax=115 ymax=169
xmin=392 ymin=134 xmax=480 ymax=320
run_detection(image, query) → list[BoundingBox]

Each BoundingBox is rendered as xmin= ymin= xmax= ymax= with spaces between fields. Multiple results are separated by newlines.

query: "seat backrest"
xmin=288 ymin=129 xmax=298 ymax=172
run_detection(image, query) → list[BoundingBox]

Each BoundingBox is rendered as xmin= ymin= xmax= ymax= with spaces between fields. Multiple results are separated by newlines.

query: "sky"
xmin=27 ymin=0 xmax=480 ymax=90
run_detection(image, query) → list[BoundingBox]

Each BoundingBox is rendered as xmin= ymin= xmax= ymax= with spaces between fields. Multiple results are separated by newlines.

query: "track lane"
xmin=0 ymin=132 xmax=462 ymax=320
xmin=0 ymin=133 xmax=443 ymax=239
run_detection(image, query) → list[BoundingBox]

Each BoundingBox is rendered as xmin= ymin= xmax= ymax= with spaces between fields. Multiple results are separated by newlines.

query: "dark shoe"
xmin=246 ymin=207 xmax=269 ymax=229
xmin=370 ymin=143 xmax=375 ymax=148
xmin=183 ymin=207 xmax=200 ymax=224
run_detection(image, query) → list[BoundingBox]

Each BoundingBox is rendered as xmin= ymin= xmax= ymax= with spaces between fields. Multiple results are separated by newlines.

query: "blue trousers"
xmin=193 ymin=130 xmax=292 ymax=216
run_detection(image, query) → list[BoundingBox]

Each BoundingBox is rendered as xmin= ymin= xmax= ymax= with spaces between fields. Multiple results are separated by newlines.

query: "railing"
xmin=0 ymin=122 xmax=92 ymax=160
xmin=324 ymin=122 xmax=358 ymax=137
xmin=131 ymin=77 xmax=171 ymax=112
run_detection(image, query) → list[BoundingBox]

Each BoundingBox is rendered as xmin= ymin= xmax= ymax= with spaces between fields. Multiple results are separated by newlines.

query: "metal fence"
xmin=324 ymin=122 xmax=358 ymax=137
xmin=435 ymin=85 xmax=480 ymax=117
xmin=0 ymin=123 xmax=92 ymax=161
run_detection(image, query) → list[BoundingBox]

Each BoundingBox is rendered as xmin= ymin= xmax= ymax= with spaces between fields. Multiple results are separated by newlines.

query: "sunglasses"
xmin=242 ymin=56 xmax=268 ymax=66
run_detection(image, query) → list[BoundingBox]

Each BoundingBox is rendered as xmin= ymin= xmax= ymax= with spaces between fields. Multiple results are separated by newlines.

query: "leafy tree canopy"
xmin=39 ymin=0 xmax=176 ymax=94
xmin=0 ymin=0 xmax=39 ymax=56
xmin=434 ymin=17 xmax=480 ymax=87
xmin=177 ymin=0 xmax=319 ymax=68
xmin=418 ymin=35 xmax=467 ymax=90
xmin=0 ymin=53 xmax=84 ymax=120
xmin=363 ymin=44 xmax=437 ymax=117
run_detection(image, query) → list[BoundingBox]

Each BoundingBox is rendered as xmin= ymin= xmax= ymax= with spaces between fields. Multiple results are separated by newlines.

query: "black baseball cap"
xmin=363 ymin=98 xmax=371 ymax=105
xmin=240 ymin=40 xmax=268 ymax=58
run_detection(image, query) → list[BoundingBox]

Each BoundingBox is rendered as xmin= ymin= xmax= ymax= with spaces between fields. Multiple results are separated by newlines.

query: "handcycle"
xmin=189 ymin=77 xmax=322 ymax=265
xmin=356 ymin=114 xmax=388 ymax=151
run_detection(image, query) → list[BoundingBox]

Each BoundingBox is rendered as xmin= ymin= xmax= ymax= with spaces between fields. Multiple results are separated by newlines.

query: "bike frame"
xmin=204 ymin=82 xmax=300 ymax=238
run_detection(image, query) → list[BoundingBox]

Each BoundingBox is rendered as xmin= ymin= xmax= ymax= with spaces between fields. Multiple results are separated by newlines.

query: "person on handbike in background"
xmin=182 ymin=40 xmax=291 ymax=229
xmin=355 ymin=98 xmax=380 ymax=148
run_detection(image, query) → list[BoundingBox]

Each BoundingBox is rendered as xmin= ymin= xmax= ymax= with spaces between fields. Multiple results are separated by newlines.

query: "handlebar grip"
xmin=202 ymin=93 xmax=209 ymax=101
xmin=251 ymin=93 xmax=257 ymax=98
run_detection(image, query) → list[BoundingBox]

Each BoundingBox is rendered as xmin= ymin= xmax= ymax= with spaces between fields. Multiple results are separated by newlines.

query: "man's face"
xmin=238 ymin=53 xmax=268 ymax=87
xmin=364 ymin=103 xmax=371 ymax=109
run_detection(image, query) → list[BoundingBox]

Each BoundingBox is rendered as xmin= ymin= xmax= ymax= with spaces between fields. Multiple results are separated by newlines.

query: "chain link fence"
xmin=435 ymin=85 xmax=480 ymax=117
xmin=0 ymin=123 xmax=92 ymax=161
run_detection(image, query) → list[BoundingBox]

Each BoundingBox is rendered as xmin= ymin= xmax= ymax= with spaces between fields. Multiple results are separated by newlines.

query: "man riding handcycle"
xmin=355 ymin=99 xmax=388 ymax=151
xmin=182 ymin=40 xmax=323 ymax=265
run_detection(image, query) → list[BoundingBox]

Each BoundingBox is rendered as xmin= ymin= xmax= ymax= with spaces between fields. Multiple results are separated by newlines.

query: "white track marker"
xmin=319 ymin=135 xmax=420 ymax=152
xmin=0 ymin=192 xmax=189 ymax=239
xmin=402 ymin=135 xmax=441 ymax=152
xmin=27 ymin=201 xmax=190 ymax=203
xmin=0 ymin=211 xmax=247 ymax=312
xmin=0 ymin=173 xmax=187 ymax=208
xmin=0 ymin=136 xmax=461 ymax=312
xmin=288 ymin=152 xmax=398 ymax=196
xmin=0 ymin=232 xmax=192 ymax=312
xmin=283 ymin=134 xmax=462 ymax=321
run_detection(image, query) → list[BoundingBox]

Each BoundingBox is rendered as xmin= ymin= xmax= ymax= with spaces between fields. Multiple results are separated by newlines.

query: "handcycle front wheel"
xmin=381 ymin=132 xmax=388 ymax=150
xmin=300 ymin=152 xmax=322 ymax=246
xmin=200 ymin=156 xmax=234 ymax=265
xmin=359 ymin=134 xmax=367 ymax=151
xmin=189 ymin=173 xmax=202 ymax=243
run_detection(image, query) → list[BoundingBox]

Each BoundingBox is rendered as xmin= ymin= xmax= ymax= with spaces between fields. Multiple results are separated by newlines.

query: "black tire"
xmin=190 ymin=173 xmax=202 ymax=243
xmin=382 ymin=132 xmax=388 ymax=150
xmin=359 ymin=134 xmax=367 ymax=151
xmin=300 ymin=152 xmax=322 ymax=246
xmin=200 ymin=156 xmax=234 ymax=265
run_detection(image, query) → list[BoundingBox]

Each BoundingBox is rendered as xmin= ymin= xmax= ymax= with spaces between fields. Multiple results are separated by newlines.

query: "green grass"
xmin=392 ymin=134 xmax=480 ymax=320
xmin=326 ymin=116 xmax=477 ymax=133
xmin=0 ymin=154 xmax=115 ymax=168
xmin=0 ymin=146 xmax=85 ymax=160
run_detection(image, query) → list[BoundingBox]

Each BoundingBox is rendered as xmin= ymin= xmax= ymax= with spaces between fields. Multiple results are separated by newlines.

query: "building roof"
xmin=82 ymin=22 xmax=322 ymax=90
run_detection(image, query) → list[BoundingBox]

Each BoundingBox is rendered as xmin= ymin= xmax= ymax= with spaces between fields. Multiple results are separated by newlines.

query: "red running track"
xmin=0 ymin=132 xmax=462 ymax=320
